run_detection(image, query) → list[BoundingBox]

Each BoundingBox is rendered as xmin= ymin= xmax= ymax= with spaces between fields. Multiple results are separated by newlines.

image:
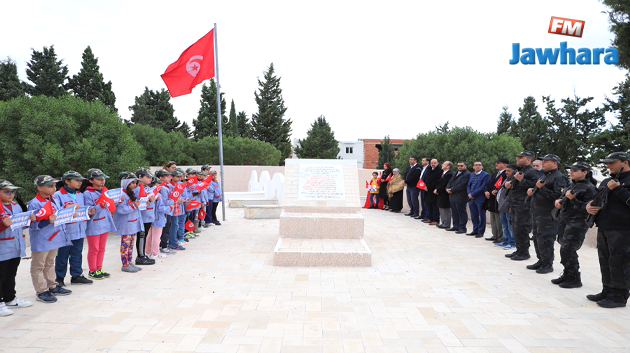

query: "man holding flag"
xmin=403 ymin=157 xmax=422 ymax=218
xmin=484 ymin=158 xmax=509 ymax=243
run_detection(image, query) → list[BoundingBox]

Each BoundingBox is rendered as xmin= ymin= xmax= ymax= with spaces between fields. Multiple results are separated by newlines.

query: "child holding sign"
xmin=133 ymin=168 xmax=156 ymax=266
xmin=0 ymin=180 xmax=35 ymax=316
xmin=81 ymin=169 xmax=117 ymax=280
xmin=115 ymin=173 xmax=144 ymax=273
xmin=53 ymin=171 xmax=96 ymax=287
xmin=28 ymin=175 xmax=72 ymax=303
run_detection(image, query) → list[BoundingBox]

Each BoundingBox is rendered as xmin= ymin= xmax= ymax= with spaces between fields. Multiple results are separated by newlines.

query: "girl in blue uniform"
xmin=115 ymin=173 xmax=144 ymax=273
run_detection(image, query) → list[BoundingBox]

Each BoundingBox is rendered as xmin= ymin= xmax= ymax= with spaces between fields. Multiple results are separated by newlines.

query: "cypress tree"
xmin=251 ymin=63 xmax=292 ymax=160
xmin=67 ymin=46 xmax=117 ymax=112
xmin=510 ymin=96 xmax=550 ymax=155
xmin=25 ymin=45 xmax=69 ymax=97
xmin=294 ymin=116 xmax=339 ymax=159
xmin=193 ymin=79 xmax=227 ymax=140
xmin=377 ymin=135 xmax=396 ymax=169
xmin=129 ymin=87 xmax=180 ymax=133
xmin=237 ymin=111 xmax=252 ymax=138
xmin=0 ymin=57 xmax=26 ymax=101
xmin=227 ymin=99 xmax=238 ymax=137
xmin=497 ymin=105 xmax=513 ymax=134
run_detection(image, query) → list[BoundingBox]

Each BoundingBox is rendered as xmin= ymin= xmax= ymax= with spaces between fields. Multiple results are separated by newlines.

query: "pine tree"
xmin=193 ymin=79 xmax=227 ymax=140
xmin=237 ymin=111 xmax=252 ymax=138
xmin=294 ymin=116 xmax=339 ymax=159
xmin=510 ymin=96 xmax=550 ymax=155
xmin=497 ymin=105 xmax=513 ymax=134
xmin=128 ymin=87 xmax=180 ymax=133
xmin=0 ymin=57 xmax=26 ymax=101
xmin=177 ymin=121 xmax=192 ymax=138
xmin=436 ymin=121 xmax=450 ymax=133
xmin=602 ymin=0 xmax=630 ymax=70
xmin=377 ymin=135 xmax=396 ymax=169
xmin=67 ymin=46 xmax=117 ymax=112
xmin=25 ymin=45 xmax=69 ymax=97
xmin=227 ymin=99 xmax=238 ymax=137
xmin=592 ymin=73 xmax=630 ymax=163
xmin=251 ymin=63 xmax=292 ymax=160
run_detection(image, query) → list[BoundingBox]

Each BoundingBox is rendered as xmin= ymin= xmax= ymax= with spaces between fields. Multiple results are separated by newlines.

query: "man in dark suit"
xmin=422 ymin=159 xmax=443 ymax=225
xmin=485 ymin=158 xmax=509 ymax=243
xmin=404 ymin=156 xmax=422 ymax=217
xmin=446 ymin=162 xmax=471 ymax=234
xmin=435 ymin=161 xmax=454 ymax=229
xmin=417 ymin=157 xmax=431 ymax=220
xmin=467 ymin=161 xmax=491 ymax=238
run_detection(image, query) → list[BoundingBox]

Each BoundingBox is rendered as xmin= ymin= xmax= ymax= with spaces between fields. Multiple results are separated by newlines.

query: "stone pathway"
xmin=1 ymin=207 xmax=628 ymax=352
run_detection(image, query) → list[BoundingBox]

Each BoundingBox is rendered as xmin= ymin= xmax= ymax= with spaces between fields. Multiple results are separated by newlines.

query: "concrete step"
xmin=279 ymin=212 xmax=364 ymax=239
xmin=228 ymin=198 xmax=278 ymax=208
xmin=244 ymin=205 xmax=282 ymax=219
xmin=224 ymin=191 xmax=266 ymax=201
xmin=273 ymin=238 xmax=371 ymax=266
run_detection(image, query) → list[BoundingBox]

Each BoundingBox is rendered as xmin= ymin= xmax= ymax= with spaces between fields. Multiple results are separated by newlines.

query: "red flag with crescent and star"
xmin=161 ymin=30 xmax=216 ymax=98
xmin=35 ymin=200 xmax=55 ymax=221
xmin=169 ymin=182 xmax=186 ymax=202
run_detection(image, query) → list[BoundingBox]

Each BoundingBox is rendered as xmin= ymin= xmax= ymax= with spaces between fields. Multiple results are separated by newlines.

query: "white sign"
xmin=298 ymin=164 xmax=346 ymax=201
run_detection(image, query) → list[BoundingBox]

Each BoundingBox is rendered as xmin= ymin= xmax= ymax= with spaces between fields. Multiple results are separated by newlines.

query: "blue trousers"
xmin=500 ymin=212 xmax=515 ymax=246
xmin=469 ymin=200 xmax=486 ymax=234
xmin=55 ymin=238 xmax=84 ymax=279
xmin=178 ymin=214 xmax=186 ymax=240
xmin=406 ymin=186 xmax=420 ymax=216
xmin=451 ymin=202 xmax=467 ymax=231
xmin=168 ymin=215 xmax=184 ymax=247
xmin=419 ymin=190 xmax=427 ymax=218
xmin=204 ymin=203 xmax=213 ymax=223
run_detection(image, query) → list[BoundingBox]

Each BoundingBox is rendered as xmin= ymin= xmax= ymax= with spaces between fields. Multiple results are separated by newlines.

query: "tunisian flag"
xmin=161 ymin=30 xmax=215 ymax=97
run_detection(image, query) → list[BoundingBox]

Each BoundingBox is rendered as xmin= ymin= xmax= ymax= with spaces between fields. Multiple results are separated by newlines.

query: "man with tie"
xmin=417 ymin=157 xmax=431 ymax=220
xmin=446 ymin=162 xmax=471 ymax=234
xmin=485 ymin=158 xmax=509 ymax=243
xmin=422 ymin=159 xmax=443 ymax=225
xmin=404 ymin=156 xmax=422 ymax=217
xmin=467 ymin=161 xmax=490 ymax=238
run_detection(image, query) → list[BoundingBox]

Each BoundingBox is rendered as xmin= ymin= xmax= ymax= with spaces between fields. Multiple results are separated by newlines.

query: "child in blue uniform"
xmin=54 ymin=171 xmax=96 ymax=286
xmin=210 ymin=171 xmax=222 ymax=225
xmin=133 ymin=168 xmax=157 ymax=266
xmin=146 ymin=170 xmax=174 ymax=259
xmin=28 ymin=176 xmax=72 ymax=303
xmin=0 ymin=180 xmax=35 ymax=316
xmin=115 ymin=173 xmax=144 ymax=273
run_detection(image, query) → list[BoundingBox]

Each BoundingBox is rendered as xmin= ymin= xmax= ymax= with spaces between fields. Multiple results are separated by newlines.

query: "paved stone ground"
xmin=1 ymin=207 xmax=628 ymax=353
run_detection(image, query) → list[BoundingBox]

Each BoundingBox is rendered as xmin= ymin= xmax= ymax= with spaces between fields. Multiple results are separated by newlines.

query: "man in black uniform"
xmin=585 ymin=152 xmax=630 ymax=308
xmin=504 ymin=151 xmax=539 ymax=261
xmin=526 ymin=154 xmax=567 ymax=274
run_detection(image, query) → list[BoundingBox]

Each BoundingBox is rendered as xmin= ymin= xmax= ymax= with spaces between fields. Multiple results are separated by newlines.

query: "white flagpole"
xmin=214 ymin=23 xmax=226 ymax=222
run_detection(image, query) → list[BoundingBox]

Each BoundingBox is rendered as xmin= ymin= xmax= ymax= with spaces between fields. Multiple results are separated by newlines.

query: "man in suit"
xmin=417 ymin=157 xmax=431 ymax=220
xmin=446 ymin=162 xmax=471 ymax=234
xmin=422 ymin=159 xmax=443 ymax=225
xmin=404 ymin=156 xmax=422 ymax=217
xmin=467 ymin=161 xmax=490 ymax=238
xmin=485 ymin=158 xmax=509 ymax=243
xmin=435 ymin=161 xmax=454 ymax=229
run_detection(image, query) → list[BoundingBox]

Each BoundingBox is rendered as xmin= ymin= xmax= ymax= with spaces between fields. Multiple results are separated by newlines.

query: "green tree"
xmin=294 ymin=115 xmax=340 ymax=159
xmin=25 ymin=45 xmax=69 ymax=97
xmin=377 ymin=135 xmax=396 ymax=169
xmin=543 ymin=94 xmax=607 ymax=165
xmin=177 ymin=121 xmax=192 ymax=138
xmin=237 ymin=111 xmax=252 ymax=138
xmin=436 ymin=121 xmax=450 ymax=133
xmin=129 ymin=123 xmax=195 ymax=166
xmin=67 ymin=46 xmax=117 ymax=112
xmin=129 ymin=87 xmax=180 ymax=133
xmin=394 ymin=126 xmax=523 ymax=175
xmin=591 ymin=73 xmax=630 ymax=164
xmin=195 ymin=136 xmax=281 ymax=166
xmin=227 ymin=99 xmax=238 ymax=137
xmin=497 ymin=105 xmax=514 ymax=134
xmin=510 ymin=96 xmax=550 ymax=155
xmin=0 ymin=96 xmax=145 ymax=199
xmin=193 ymin=79 xmax=227 ymax=140
xmin=251 ymin=63 xmax=292 ymax=161
xmin=602 ymin=0 xmax=630 ymax=70
xmin=0 ymin=57 xmax=26 ymax=101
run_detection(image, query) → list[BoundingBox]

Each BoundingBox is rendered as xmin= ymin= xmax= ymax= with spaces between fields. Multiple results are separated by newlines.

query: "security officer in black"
xmin=504 ymin=151 xmax=539 ymax=261
xmin=585 ymin=152 xmax=630 ymax=308
xmin=525 ymin=154 xmax=567 ymax=273
xmin=552 ymin=162 xmax=598 ymax=288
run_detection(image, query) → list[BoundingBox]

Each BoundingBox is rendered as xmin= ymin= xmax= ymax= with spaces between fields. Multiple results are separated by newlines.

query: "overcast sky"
xmin=2 ymin=0 xmax=627 ymax=141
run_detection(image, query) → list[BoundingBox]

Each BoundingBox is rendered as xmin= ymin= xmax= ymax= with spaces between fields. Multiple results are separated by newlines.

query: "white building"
xmin=291 ymin=139 xmax=364 ymax=168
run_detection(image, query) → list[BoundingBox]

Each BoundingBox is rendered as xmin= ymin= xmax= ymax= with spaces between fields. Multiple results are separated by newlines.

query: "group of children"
xmin=0 ymin=164 xmax=222 ymax=315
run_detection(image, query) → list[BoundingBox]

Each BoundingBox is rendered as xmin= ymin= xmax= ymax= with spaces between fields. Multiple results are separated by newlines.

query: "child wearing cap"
xmin=209 ymin=171 xmax=222 ymax=225
xmin=185 ymin=168 xmax=201 ymax=238
xmin=157 ymin=170 xmax=176 ymax=255
xmin=28 ymin=175 xmax=72 ymax=303
xmin=168 ymin=169 xmax=187 ymax=251
xmin=81 ymin=168 xmax=117 ymax=280
xmin=147 ymin=169 xmax=174 ymax=259
xmin=53 ymin=171 xmax=97 ymax=287
xmin=115 ymin=173 xmax=145 ymax=273
xmin=0 ymin=180 xmax=35 ymax=316
xmin=133 ymin=168 xmax=157 ymax=266
xmin=201 ymin=165 xmax=214 ymax=228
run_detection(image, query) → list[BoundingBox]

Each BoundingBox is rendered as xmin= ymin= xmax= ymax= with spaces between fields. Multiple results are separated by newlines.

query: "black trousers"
xmin=0 ymin=257 xmax=21 ymax=303
xmin=212 ymin=202 xmax=219 ymax=223
xmin=406 ymin=187 xmax=420 ymax=216
xmin=557 ymin=220 xmax=588 ymax=272
xmin=160 ymin=216 xmax=171 ymax=249
xmin=532 ymin=211 xmax=557 ymax=265
xmin=597 ymin=228 xmax=630 ymax=290
xmin=136 ymin=222 xmax=151 ymax=257
xmin=427 ymin=202 xmax=439 ymax=222
xmin=513 ymin=206 xmax=532 ymax=254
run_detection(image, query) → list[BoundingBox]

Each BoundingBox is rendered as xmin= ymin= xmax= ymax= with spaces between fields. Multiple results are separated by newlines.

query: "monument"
xmin=273 ymin=159 xmax=371 ymax=266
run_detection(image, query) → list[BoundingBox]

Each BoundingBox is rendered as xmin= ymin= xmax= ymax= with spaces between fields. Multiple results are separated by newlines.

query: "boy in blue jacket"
xmin=0 ymin=180 xmax=35 ymax=316
xmin=209 ymin=171 xmax=223 ymax=225
xmin=28 ymin=176 xmax=72 ymax=303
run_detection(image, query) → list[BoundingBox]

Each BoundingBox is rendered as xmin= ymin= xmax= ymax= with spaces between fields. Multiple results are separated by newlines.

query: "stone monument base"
xmin=279 ymin=212 xmax=364 ymax=239
xmin=273 ymin=238 xmax=371 ymax=266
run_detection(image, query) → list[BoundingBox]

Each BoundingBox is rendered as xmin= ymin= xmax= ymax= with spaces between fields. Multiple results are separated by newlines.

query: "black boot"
xmin=559 ymin=271 xmax=582 ymax=288
xmin=551 ymin=271 xmax=567 ymax=285
xmin=597 ymin=289 xmax=629 ymax=308
xmin=586 ymin=286 xmax=610 ymax=302
xmin=536 ymin=263 xmax=553 ymax=274
xmin=526 ymin=261 xmax=542 ymax=270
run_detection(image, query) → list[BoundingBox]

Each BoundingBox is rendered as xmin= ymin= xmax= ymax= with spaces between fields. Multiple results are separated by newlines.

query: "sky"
xmin=1 ymin=0 xmax=627 ymax=142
